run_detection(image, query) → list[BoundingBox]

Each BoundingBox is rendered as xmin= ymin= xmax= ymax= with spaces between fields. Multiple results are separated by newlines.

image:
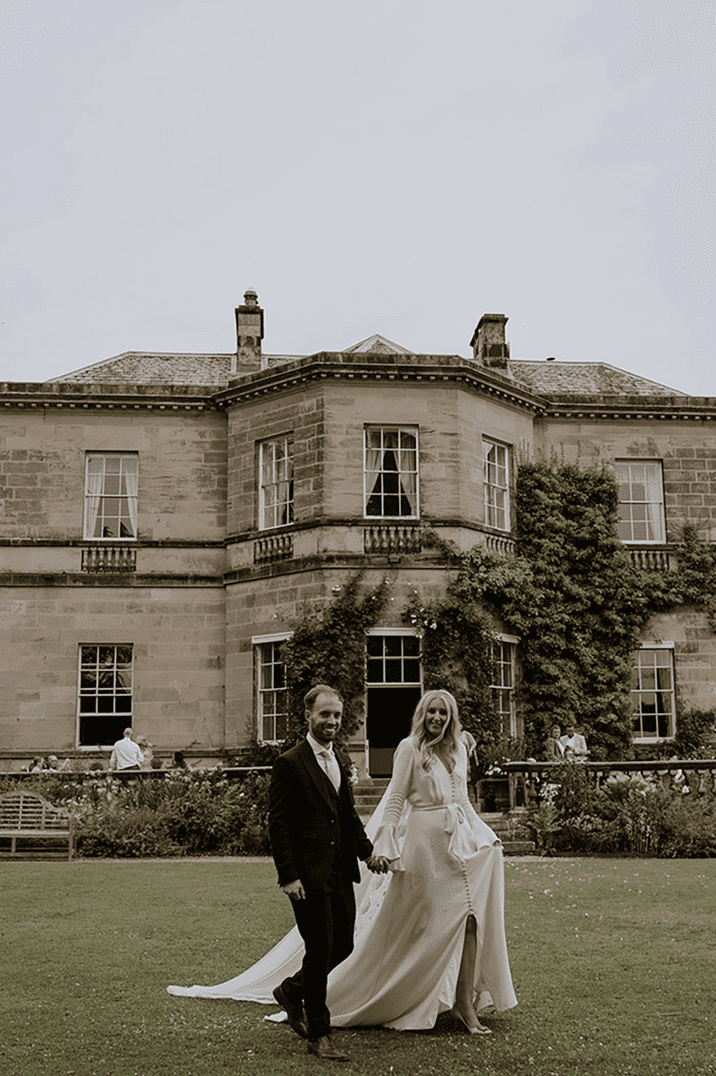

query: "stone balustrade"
xmin=628 ymin=547 xmax=671 ymax=571
xmin=503 ymin=759 xmax=716 ymax=811
xmin=254 ymin=533 xmax=293 ymax=563
xmin=483 ymin=533 xmax=516 ymax=557
xmin=81 ymin=544 xmax=137 ymax=572
xmin=363 ymin=524 xmax=422 ymax=555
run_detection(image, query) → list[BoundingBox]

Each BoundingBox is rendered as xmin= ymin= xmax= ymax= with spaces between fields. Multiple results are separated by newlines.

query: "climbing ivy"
xmin=278 ymin=573 xmax=390 ymax=749
xmin=405 ymin=587 xmax=502 ymax=769
xmin=405 ymin=463 xmax=715 ymax=765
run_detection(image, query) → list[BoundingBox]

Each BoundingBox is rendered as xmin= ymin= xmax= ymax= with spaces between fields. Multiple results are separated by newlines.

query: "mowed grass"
xmin=0 ymin=857 xmax=713 ymax=1076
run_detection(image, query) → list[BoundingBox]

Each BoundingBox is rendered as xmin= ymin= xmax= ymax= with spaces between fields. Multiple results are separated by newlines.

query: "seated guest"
xmin=135 ymin=736 xmax=154 ymax=771
xmin=560 ymin=724 xmax=589 ymax=761
xmin=544 ymin=725 xmax=565 ymax=761
xmin=46 ymin=755 xmax=70 ymax=772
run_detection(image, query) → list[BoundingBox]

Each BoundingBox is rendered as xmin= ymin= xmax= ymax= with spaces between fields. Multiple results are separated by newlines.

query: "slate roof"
xmin=47 ymin=352 xmax=304 ymax=385
xmin=46 ymin=345 xmax=687 ymax=400
xmin=509 ymin=360 xmax=687 ymax=398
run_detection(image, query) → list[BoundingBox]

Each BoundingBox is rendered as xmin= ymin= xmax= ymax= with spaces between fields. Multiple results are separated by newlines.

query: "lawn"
xmin=0 ymin=857 xmax=713 ymax=1076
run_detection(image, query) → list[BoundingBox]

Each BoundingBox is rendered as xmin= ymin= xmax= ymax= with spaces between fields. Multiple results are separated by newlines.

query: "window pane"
xmin=366 ymin=660 xmax=384 ymax=684
xmin=260 ymin=438 xmax=294 ymax=530
xmin=631 ymin=648 xmax=674 ymax=740
xmin=403 ymin=660 xmax=421 ymax=683
xmin=483 ymin=439 xmax=510 ymax=532
xmin=385 ymin=659 xmax=403 ymax=683
xmin=616 ymin=460 xmax=665 ymax=543
xmin=364 ymin=426 xmax=419 ymax=518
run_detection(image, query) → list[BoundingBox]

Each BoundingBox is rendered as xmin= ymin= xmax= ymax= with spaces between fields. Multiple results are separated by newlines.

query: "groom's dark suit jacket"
xmin=269 ymin=739 xmax=373 ymax=890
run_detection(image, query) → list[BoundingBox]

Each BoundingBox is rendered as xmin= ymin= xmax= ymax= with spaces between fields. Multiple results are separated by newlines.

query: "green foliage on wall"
xmin=405 ymin=587 xmax=502 ymax=771
xmin=279 ymin=573 xmax=389 ymax=747
xmin=406 ymin=462 xmax=715 ymax=764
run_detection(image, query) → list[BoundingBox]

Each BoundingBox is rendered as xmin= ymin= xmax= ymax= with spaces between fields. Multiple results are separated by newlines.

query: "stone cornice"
xmin=0 ymin=381 xmax=219 ymax=411
xmin=536 ymin=395 xmax=716 ymax=421
xmin=214 ymin=352 xmax=547 ymax=414
xmin=2 ymin=366 xmax=713 ymax=419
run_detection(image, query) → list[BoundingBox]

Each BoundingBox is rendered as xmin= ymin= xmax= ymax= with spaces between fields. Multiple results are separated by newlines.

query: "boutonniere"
xmin=335 ymin=748 xmax=359 ymax=785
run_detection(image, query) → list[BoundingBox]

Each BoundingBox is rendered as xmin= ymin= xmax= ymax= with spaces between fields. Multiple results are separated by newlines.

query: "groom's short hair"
xmin=304 ymin=684 xmax=343 ymax=711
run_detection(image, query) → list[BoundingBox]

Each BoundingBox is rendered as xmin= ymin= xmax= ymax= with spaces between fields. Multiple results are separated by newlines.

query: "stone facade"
xmin=1 ymin=298 xmax=714 ymax=770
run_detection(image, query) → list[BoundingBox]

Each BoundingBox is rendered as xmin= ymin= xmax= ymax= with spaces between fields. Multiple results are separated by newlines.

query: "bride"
xmin=169 ymin=689 xmax=517 ymax=1032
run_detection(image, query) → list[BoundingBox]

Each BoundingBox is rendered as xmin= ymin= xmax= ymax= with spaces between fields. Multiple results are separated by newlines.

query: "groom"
xmin=269 ymin=684 xmax=388 ymax=1061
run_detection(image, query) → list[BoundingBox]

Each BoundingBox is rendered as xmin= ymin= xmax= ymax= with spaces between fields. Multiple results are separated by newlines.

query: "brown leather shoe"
xmin=307 ymin=1036 xmax=349 ymax=1061
xmin=273 ymin=984 xmax=308 ymax=1039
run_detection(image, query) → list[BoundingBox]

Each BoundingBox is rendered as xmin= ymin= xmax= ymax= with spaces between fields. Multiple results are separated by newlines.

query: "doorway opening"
xmin=365 ymin=633 xmax=421 ymax=777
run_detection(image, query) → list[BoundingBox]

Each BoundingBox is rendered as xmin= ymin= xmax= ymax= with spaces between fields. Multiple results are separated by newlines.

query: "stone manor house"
xmin=1 ymin=292 xmax=715 ymax=774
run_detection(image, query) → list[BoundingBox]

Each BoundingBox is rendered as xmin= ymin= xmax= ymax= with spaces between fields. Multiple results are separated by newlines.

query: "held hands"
xmin=281 ymin=857 xmax=390 ymax=899
xmin=365 ymin=855 xmax=391 ymax=874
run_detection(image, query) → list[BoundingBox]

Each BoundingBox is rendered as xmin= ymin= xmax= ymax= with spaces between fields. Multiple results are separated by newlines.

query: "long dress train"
xmin=168 ymin=737 xmax=517 ymax=1030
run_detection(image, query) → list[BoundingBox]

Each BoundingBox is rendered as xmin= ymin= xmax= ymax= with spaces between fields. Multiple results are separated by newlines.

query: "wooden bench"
xmin=0 ymin=789 xmax=75 ymax=860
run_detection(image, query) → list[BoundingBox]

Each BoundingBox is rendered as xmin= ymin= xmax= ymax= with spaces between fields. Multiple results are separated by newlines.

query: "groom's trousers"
xmin=282 ymin=868 xmax=356 ymax=1041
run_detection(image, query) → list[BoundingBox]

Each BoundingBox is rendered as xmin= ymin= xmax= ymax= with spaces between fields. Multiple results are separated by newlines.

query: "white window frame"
xmin=84 ymin=453 xmax=138 ymax=540
xmin=365 ymin=628 xmax=422 ymax=686
xmin=615 ymin=459 xmax=666 ymax=544
xmin=631 ymin=643 xmax=676 ymax=742
xmin=77 ymin=644 xmax=133 ymax=748
xmin=253 ymin=632 xmax=292 ymax=743
xmin=483 ymin=439 xmax=510 ymax=531
xmin=491 ymin=633 xmax=519 ymax=738
xmin=364 ymin=426 xmax=419 ymax=519
xmin=259 ymin=437 xmax=294 ymax=531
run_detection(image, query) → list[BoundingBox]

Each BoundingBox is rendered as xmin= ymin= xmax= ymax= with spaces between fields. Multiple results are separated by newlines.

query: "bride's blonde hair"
xmin=410 ymin=689 xmax=462 ymax=773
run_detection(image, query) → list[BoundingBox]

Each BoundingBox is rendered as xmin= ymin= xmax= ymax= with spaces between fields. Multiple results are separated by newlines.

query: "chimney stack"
xmin=470 ymin=313 xmax=510 ymax=369
xmin=233 ymin=289 xmax=264 ymax=373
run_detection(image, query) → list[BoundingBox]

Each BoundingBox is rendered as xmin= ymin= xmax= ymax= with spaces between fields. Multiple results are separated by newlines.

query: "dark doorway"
xmin=366 ymin=686 xmax=421 ymax=776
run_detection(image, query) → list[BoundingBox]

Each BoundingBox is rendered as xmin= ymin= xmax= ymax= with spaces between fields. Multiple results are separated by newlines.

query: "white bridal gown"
xmin=168 ymin=737 xmax=517 ymax=1030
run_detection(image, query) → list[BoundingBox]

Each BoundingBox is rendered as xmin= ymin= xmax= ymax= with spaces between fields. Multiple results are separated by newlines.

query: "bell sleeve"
xmin=370 ymin=738 xmax=415 ymax=869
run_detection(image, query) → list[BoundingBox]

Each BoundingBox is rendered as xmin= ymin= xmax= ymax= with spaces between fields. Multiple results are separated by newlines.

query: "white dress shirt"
xmin=109 ymin=736 xmax=144 ymax=770
xmin=306 ymin=732 xmax=342 ymax=793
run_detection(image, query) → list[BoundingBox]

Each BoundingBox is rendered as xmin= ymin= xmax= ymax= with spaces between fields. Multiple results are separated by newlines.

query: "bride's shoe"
xmin=452 ymin=1008 xmax=493 ymax=1035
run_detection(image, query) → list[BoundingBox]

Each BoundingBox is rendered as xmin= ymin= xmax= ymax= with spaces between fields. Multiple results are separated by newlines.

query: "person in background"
xmin=135 ymin=736 xmax=154 ymax=771
xmin=109 ymin=728 xmax=144 ymax=771
xmin=560 ymin=724 xmax=589 ymax=761
xmin=545 ymin=725 xmax=565 ymax=761
xmin=46 ymin=755 xmax=70 ymax=772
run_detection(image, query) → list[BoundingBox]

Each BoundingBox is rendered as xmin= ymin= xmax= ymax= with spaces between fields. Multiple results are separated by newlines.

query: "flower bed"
xmin=521 ymin=762 xmax=716 ymax=857
xmin=0 ymin=769 xmax=271 ymax=858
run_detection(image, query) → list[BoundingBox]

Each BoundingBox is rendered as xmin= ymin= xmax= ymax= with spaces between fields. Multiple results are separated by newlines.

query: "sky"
xmin=0 ymin=0 xmax=714 ymax=396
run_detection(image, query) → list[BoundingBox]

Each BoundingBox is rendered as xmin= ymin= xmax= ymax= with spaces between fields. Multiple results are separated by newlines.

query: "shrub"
xmin=529 ymin=763 xmax=716 ymax=857
xmin=659 ymin=795 xmax=716 ymax=858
